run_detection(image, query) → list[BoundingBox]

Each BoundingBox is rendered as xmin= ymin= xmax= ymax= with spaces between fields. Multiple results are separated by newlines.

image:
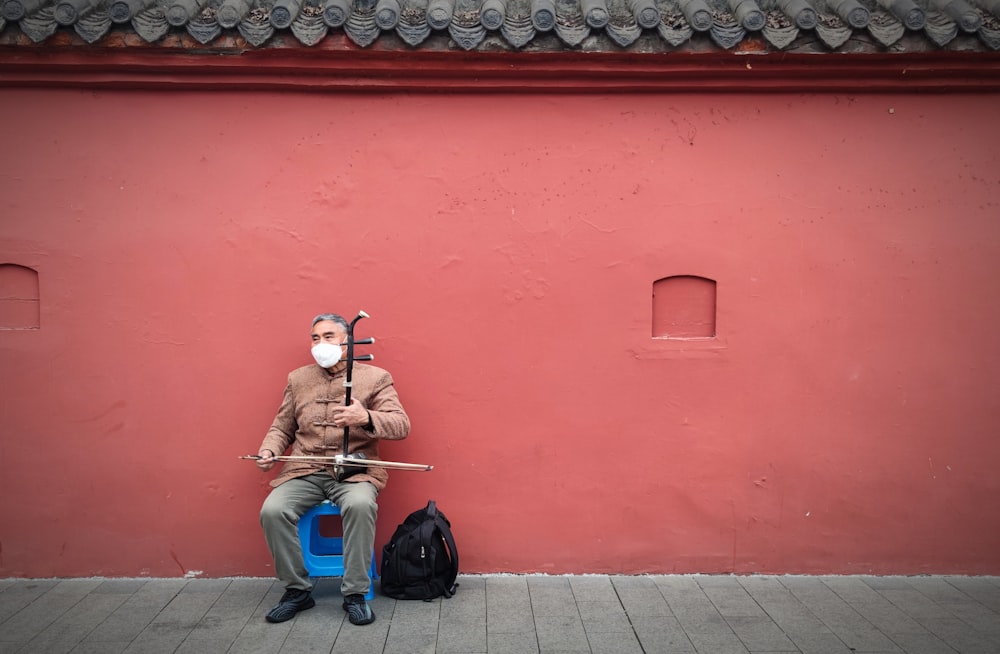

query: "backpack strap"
xmin=434 ymin=514 xmax=460 ymax=597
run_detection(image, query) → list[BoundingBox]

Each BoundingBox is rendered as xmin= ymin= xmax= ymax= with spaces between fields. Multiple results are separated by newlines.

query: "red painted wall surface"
xmin=1 ymin=89 xmax=998 ymax=578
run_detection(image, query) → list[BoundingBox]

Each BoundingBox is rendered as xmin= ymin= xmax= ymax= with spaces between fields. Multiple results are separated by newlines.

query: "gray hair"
xmin=311 ymin=313 xmax=349 ymax=332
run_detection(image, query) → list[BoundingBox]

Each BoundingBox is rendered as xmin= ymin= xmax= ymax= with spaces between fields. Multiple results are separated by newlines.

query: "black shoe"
xmin=342 ymin=593 xmax=375 ymax=626
xmin=266 ymin=588 xmax=315 ymax=623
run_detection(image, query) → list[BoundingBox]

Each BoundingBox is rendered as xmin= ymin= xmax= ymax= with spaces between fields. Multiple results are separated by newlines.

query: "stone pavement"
xmin=1 ymin=575 xmax=999 ymax=654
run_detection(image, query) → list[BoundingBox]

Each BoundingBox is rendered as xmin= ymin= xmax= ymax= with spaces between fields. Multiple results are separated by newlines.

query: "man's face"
xmin=311 ymin=320 xmax=347 ymax=348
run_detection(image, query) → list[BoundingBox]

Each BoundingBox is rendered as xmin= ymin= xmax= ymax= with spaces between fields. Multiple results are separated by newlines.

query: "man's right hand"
xmin=256 ymin=449 xmax=276 ymax=471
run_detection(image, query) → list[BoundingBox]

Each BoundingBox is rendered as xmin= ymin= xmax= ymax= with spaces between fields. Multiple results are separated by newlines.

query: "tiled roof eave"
xmin=1 ymin=0 xmax=1000 ymax=57
xmin=2 ymin=33 xmax=1000 ymax=91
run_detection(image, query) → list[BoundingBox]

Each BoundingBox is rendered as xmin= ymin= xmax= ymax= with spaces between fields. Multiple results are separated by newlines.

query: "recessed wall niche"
xmin=0 ymin=264 xmax=40 ymax=330
xmin=652 ymin=275 xmax=716 ymax=339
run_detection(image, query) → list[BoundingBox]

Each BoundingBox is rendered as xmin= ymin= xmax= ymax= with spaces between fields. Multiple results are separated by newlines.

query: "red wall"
xmin=1 ymin=89 xmax=998 ymax=577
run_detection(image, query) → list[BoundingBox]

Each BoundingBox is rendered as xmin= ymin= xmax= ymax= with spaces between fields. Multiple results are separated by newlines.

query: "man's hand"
xmin=256 ymin=449 xmax=276 ymax=471
xmin=331 ymin=398 xmax=371 ymax=428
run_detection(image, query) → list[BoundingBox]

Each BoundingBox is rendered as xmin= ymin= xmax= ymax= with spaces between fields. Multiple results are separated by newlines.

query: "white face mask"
xmin=311 ymin=342 xmax=343 ymax=368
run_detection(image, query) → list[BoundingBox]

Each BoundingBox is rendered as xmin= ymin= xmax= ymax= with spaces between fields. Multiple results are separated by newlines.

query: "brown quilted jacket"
xmin=259 ymin=362 xmax=410 ymax=491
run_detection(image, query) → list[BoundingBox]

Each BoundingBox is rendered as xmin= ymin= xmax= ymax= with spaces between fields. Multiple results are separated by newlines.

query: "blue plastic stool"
xmin=298 ymin=500 xmax=377 ymax=600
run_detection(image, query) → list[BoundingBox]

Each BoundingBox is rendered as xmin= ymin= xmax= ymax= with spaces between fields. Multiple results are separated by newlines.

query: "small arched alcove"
xmin=0 ymin=264 xmax=41 ymax=330
xmin=652 ymin=275 xmax=716 ymax=339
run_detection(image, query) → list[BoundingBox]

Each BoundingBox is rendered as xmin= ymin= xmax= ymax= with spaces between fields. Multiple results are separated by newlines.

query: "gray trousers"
xmin=260 ymin=473 xmax=378 ymax=596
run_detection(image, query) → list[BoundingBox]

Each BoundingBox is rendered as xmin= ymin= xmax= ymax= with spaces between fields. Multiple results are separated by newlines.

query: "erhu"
xmin=241 ymin=310 xmax=432 ymax=474
xmin=334 ymin=310 xmax=379 ymax=480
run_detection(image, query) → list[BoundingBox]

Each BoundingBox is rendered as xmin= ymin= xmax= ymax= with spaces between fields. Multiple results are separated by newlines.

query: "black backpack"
xmin=380 ymin=500 xmax=459 ymax=600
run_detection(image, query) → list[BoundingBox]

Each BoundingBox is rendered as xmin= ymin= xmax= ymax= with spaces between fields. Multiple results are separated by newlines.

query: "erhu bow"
xmin=241 ymin=310 xmax=433 ymax=474
xmin=239 ymin=454 xmax=432 ymax=471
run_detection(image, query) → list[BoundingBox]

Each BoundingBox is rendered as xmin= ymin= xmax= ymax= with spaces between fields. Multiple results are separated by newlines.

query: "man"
xmin=256 ymin=313 xmax=410 ymax=626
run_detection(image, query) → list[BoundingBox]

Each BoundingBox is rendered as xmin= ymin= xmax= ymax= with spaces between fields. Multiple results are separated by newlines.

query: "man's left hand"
xmin=331 ymin=398 xmax=371 ymax=428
